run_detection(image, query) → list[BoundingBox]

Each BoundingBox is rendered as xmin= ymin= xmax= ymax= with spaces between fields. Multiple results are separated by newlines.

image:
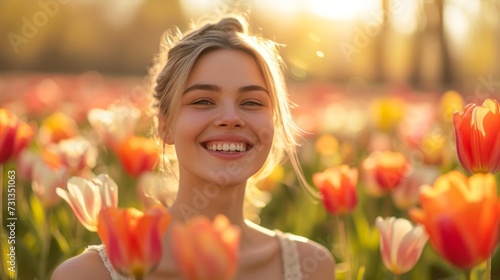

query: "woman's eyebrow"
xmin=183 ymin=84 xmax=269 ymax=94
xmin=238 ymin=85 xmax=269 ymax=94
xmin=183 ymin=84 xmax=221 ymax=94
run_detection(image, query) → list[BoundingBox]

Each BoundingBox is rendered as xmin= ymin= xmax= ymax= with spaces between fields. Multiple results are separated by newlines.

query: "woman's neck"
xmin=168 ymin=179 xmax=247 ymax=227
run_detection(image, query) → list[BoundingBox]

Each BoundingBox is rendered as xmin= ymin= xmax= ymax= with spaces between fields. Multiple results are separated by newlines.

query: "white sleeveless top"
xmin=85 ymin=230 xmax=302 ymax=280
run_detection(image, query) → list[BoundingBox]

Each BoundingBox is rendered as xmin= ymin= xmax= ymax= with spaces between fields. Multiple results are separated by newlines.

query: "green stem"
xmin=337 ymin=216 xmax=352 ymax=280
xmin=39 ymin=208 xmax=52 ymax=280
xmin=394 ymin=273 xmax=400 ymax=280
xmin=485 ymin=256 xmax=491 ymax=280
xmin=1 ymin=164 xmax=3 ymax=230
xmin=464 ymin=269 xmax=471 ymax=280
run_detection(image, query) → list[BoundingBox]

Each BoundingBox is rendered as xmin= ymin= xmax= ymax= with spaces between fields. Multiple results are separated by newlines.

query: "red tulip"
xmin=453 ymin=98 xmax=500 ymax=174
xmin=409 ymin=171 xmax=500 ymax=269
xmin=0 ymin=109 xmax=34 ymax=164
xmin=170 ymin=215 xmax=240 ymax=280
xmin=362 ymin=151 xmax=410 ymax=193
xmin=97 ymin=206 xmax=171 ymax=279
xmin=313 ymin=165 xmax=358 ymax=215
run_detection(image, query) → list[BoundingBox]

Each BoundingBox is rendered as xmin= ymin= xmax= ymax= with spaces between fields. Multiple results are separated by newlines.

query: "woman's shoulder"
xmin=51 ymin=249 xmax=111 ymax=280
xmin=288 ymin=234 xmax=336 ymax=280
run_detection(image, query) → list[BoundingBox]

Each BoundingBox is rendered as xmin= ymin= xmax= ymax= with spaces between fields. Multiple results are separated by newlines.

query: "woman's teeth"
xmin=206 ymin=143 xmax=247 ymax=152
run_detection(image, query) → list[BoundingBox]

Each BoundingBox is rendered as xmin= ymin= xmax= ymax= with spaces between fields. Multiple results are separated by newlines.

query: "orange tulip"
xmin=0 ymin=109 xmax=34 ymax=164
xmin=117 ymin=136 xmax=159 ymax=177
xmin=453 ymin=98 xmax=500 ymax=174
xmin=376 ymin=217 xmax=428 ymax=275
xmin=170 ymin=215 xmax=240 ymax=280
xmin=362 ymin=151 xmax=410 ymax=193
xmin=409 ymin=171 xmax=500 ymax=269
xmin=97 ymin=206 xmax=171 ymax=279
xmin=313 ymin=165 xmax=358 ymax=215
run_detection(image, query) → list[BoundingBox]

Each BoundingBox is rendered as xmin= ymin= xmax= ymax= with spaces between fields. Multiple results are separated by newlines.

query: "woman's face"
xmin=168 ymin=49 xmax=274 ymax=187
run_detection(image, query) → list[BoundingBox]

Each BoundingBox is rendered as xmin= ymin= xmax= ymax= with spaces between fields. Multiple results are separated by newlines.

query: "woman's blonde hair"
xmin=149 ymin=14 xmax=319 ymax=199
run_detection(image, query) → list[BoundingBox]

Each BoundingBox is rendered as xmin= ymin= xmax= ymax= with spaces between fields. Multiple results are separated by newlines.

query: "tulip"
xmin=391 ymin=165 xmax=440 ymax=210
xmin=42 ymin=136 xmax=97 ymax=176
xmin=170 ymin=215 xmax=240 ymax=280
xmin=117 ymin=136 xmax=159 ymax=177
xmin=0 ymin=109 xmax=34 ymax=164
xmin=38 ymin=111 xmax=79 ymax=146
xmin=56 ymin=174 xmax=118 ymax=231
xmin=370 ymin=96 xmax=405 ymax=132
xmin=87 ymin=104 xmax=141 ymax=151
xmin=362 ymin=151 xmax=410 ymax=193
xmin=136 ymin=171 xmax=178 ymax=208
xmin=397 ymin=103 xmax=436 ymax=149
xmin=453 ymin=98 xmax=500 ymax=174
xmin=376 ymin=217 xmax=428 ymax=275
xmin=313 ymin=165 xmax=358 ymax=215
xmin=440 ymin=90 xmax=464 ymax=124
xmin=17 ymin=149 xmax=43 ymax=180
xmin=97 ymin=206 xmax=171 ymax=280
xmin=31 ymin=160 xmax=69 ymax=207
xmin=409 ymin=171 xmax=500 ymax=269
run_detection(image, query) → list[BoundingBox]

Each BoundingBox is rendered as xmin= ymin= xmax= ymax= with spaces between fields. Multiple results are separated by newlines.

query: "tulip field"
xmin=1 ymin=73 xmax=499 ymax=280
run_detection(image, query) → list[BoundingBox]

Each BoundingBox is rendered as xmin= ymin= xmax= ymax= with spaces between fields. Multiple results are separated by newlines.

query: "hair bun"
xmin=214 ymin=17 xmax=246 ymax=33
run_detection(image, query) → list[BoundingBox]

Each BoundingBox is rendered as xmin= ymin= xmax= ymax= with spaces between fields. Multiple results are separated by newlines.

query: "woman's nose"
xmin=214 ymin=103 xmax=245 ymax=128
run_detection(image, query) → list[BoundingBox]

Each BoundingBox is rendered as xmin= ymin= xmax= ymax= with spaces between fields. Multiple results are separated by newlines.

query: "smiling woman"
xmin=51 ymin=13 xmax=335 ymax=280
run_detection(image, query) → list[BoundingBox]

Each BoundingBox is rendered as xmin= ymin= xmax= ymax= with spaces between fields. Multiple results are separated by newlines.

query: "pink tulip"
xmin=391 ymin=165 xmax=440 ymax=210
xmin=171 ymin=215 xmax=240 ymax=280
xmin=31 ymin=160 xmax=69 ymax=207
xmin=17 ymin=149 xmax=43 ymax=181
xmin=376 ymin=216 xmax=428 ymax=275
xmin=97 ymin=206 xmax=171 ymax=280
xmin=87 ymin=104 xmax=141 ymax=151
xmin=136 ymin=171 xmax=178 ymax=208
xmin=57 ymin=174 xmax=118 ymax=231
xmin=43 ymin=136 xmax=97 ymax=176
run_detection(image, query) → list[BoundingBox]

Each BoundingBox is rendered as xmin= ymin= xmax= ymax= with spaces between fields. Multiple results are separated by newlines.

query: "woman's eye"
xmin=191 ymin=99 xmax=213 ymax=105
xmin=242 ymin=100 xmax=263 ymax=106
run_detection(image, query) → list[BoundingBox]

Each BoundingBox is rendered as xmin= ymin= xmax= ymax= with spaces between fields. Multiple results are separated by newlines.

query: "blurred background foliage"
xmin=0 ymin=0 xmax=499 ymax=91
xmin=1 ymin=0 xmax=500 ymax=280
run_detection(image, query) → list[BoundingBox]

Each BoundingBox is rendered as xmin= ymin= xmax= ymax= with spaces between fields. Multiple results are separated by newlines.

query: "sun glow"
xmin=305 ymin=0 xmax=381 ymax=21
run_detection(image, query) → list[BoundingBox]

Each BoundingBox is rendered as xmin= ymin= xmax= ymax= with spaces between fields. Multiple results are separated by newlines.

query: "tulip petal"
xmin=396 ymin=225 xmax=428 ymax=274
xmin=435 ymin=215 xmax=475 ymax=268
